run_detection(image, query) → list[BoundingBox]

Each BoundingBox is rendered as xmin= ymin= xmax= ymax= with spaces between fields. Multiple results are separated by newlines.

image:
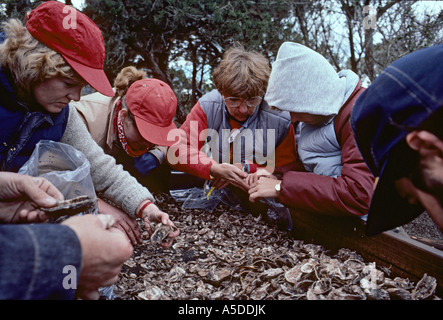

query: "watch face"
xmin=275 ymin=182 xmax=281 ymax=192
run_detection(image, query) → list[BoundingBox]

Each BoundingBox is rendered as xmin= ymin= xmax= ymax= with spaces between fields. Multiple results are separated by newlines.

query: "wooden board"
xmin=289 ymin=210 xmax=443 ymax=296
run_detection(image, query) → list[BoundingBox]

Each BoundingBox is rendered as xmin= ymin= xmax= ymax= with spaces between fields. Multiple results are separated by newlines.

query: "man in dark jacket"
xmin=351 ymin=44 xmax=443 ymax=236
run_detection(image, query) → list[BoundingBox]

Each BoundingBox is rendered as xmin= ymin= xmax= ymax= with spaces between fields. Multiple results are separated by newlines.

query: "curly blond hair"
xmin=213 ymin=44 xmax=270 ymax=98
xmin=0 ymin=19 xmax=83 ymax=101
xmin=112 ymin=66 xmax=147 ymax=124
xmin=113 ymin=66 xmax=147 ymax=98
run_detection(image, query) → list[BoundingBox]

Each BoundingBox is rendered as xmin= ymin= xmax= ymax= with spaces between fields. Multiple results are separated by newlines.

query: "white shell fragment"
xmin=150 ymin=223 xmax=176 ymax=244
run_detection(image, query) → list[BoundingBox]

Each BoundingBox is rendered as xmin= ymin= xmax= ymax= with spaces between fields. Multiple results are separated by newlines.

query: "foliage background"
xmin=1 ymin=0 xmax=442 ymax=123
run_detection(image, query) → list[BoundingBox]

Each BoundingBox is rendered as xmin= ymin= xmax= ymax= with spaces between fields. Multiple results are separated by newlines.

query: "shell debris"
xmin=114 ymin=193 xmax=441 ymax=300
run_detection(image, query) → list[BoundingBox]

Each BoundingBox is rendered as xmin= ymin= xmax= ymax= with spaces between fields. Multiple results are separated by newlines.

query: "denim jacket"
xmin=0 ymin=224 xmax=82 ymax=299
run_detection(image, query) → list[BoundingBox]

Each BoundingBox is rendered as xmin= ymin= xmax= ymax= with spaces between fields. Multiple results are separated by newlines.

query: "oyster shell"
xmin=411 ymin=274 xmax=437 ymax=300
xmin=41 ymin=195 xmax=97 ymax=217
xmin=284 ymin=265 xmax=303 ymax=284
xmin=150 ymin=223 xmax=175 ymax=244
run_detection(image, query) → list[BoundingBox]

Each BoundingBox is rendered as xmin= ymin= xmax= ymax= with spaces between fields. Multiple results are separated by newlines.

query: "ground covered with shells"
xmin=114 ymin=193 xmax=441 ymax=300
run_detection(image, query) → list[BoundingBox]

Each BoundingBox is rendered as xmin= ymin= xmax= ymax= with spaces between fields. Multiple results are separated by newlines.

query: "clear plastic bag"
xmin=18 ymin=140 xmax=116 ymax=298
xmin=18 ymin=140 xmax=97 ymax=206
xmin=170 ymin=187 xmax=223 ymax=212
xmin=261 ymin=198 xmax=293 ymax=231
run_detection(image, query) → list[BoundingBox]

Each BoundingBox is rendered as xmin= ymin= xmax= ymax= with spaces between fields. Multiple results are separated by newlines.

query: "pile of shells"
xmin=113 ymin=193 xmax=440 ymax=300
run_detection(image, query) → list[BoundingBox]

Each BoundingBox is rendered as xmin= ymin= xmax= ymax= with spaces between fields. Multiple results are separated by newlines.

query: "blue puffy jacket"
xmin=0 ymin=65 xmax=69 ymax=172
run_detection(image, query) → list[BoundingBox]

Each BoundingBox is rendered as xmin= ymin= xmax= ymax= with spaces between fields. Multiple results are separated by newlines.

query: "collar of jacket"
xmin=0 ymin=66 xmax=55 ymax=125
xmin=106 ymin=97 xmax=121 ymax=150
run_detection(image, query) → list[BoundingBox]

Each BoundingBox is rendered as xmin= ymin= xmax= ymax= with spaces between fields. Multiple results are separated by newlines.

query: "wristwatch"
xmin=275 ymin=182 xmax=281 ymax=196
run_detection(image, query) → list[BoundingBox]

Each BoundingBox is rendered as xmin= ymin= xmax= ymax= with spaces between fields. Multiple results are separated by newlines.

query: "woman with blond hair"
xmin=72 ymin=66 xmax=178 ymax=244
xmin=0 ymin=2 xmax=178 ymax=247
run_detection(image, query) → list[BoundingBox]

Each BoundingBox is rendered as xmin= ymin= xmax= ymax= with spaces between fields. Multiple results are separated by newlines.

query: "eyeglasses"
xmin=224 ymin=96 xmax=262 ymax=108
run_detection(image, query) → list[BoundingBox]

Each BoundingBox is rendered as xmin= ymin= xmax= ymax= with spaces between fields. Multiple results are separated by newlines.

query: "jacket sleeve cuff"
xmin=148 ymin=146 xmax=167 ymax=165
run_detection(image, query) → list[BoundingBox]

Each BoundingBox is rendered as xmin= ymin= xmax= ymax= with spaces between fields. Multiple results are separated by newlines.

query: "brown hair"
xmin=213 ymin=44 xmax=270 ymax=98
xmin=0 ymin=19 xmax=84 ymax=101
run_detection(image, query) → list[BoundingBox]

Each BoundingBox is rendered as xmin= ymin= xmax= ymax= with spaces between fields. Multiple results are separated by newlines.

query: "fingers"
xmin=211 ymin=178 xmax=229 ymax=189
xmin=248 ymin=187 xmax=266 ymax=202
xmin=231 ymin=178 xmax=249 ymax=191
xmin=22 ymin=177 xmax=64 ymax=208
xmin=248 ymin=187 xmax=259 ymax=202
xmin=245 ymin=171 xmax=278 ymax=187
xmin=113 ymin=223 xmax=141 ymax=246
xmin=18 ymin=207 xmax=49 ymax=223
xmin=244 ymin=174 xmax=254 ymax=187
xmin=160 ymin=238 xmax=173 ymax=249
xmin=97 ymin=200 xmax=142 ymax=245
xmin=141 ymin=208 xmax=180 ymax=248
xmin=248 ymin=177 xmax=281 ymax=202
xmin=77 ymin=289 xmax=100 ymax=300
xmin=106 ymin=225 xmax=138 ymax=252
xmin=211 ymin=163 xmax=247 ymax=181
xmin=62 ymin=214 xmax=133 ymax=300
xmin=159 ymin=227 xmax=180 ymax=249
xmin=213 ymin=171 xmax=248 ymax=190
xmin=248 ymin=178 xmax=265 ymax=201
xmin=109 ymin=220 xmax=140 ymax=246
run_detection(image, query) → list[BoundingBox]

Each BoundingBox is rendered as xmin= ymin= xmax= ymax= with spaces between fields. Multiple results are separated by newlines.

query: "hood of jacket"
xmin=265 ymin=42 xmax=359 ymax=116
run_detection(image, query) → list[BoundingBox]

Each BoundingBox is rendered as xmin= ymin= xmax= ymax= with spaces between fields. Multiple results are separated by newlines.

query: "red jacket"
xmin=277 ymin=85 xmax=375 ymax=217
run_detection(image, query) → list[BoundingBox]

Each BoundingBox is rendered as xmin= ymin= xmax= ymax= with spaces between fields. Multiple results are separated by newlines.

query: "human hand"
xmin=244 ymin=168 xmax=277 ymax=186
xmin=98 ymin=198 xmax=142 ymax=246
xmin=0 ymin=172 xmax=64 ymax=223
xmin=62 ymin=214 xmax=133 ymax=300
xmin=248 ymin=177 xmax=282 ymax=202
xmin=210 ymin=163 xmax=249 ymax=191
xmin=138 ymin=201 xmax=180 ymax=248
xmin=210 ymin=177 xmax=230 ymax=190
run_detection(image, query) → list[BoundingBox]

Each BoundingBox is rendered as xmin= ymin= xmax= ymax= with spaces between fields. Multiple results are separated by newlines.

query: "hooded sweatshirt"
xmin=267 ymin=42 xmax=375 ymax=217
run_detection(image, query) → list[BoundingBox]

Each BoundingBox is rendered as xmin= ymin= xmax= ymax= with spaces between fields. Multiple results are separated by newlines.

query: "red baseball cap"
xmin=124 ymin=79 xmax=178 ymax=146
xmin=25 ymin=1 xmax=114 ymax=97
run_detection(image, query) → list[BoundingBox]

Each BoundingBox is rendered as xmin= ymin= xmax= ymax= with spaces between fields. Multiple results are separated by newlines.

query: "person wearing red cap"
xmin=72 ymin=66 xmax=178 ymax=244
xmin=0 ymin=2 xmax=178 ymax=257
xmin=351 ymin=44 xmax=443 ymax=236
